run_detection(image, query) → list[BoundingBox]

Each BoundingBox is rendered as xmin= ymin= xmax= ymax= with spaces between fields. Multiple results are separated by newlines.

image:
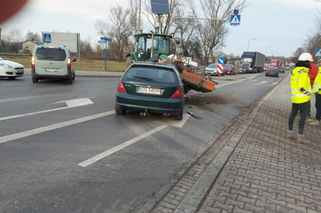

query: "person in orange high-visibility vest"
xmin=288 ymin=53 xmax=313 ymax=144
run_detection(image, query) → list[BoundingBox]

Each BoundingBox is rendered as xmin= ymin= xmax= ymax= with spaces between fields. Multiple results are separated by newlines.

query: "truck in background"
xmin=240 ymin=51 xmax=265 ymax=73
xmin=284 ymin=61 xmax=292 ymax=70
xmin=270 ymin=59 xmax=282 ymax=68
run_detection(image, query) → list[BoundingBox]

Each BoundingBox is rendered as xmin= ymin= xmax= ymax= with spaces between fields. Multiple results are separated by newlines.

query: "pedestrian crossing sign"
xmin=315 ymin=49 xmax=321 ymax=57
xmin=44 ymin=33 xmax=51 ymax=43
xmin=230 ymin=15 xmax=241 ymax=26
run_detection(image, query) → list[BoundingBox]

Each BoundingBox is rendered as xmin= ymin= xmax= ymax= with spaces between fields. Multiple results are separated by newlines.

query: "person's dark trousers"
xmin=289 ymin=101 xmax=309 ymax=135
xmin=307 ymin=100 xmax=311 ymax=117
xmin=316 ymin=94 xmax=321 ymax=121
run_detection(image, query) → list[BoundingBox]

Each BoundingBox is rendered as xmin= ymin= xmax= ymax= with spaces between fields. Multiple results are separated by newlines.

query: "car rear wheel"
xmin=173 ymin=106 xmax=183 ymax=121
xmin=67 ymin=78 xmax=73 ymax=84
xmin=32 ymin=77 xmax=38 ymax=83
xmin=8 ymin=77 xmax=17 ymax=80
xmin=115 ymin=105 xmax=126 ymax=115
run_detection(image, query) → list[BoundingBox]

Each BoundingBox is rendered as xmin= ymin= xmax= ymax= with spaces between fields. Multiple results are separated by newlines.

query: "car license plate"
xmin=137 ymin=87 xmax=161 ymax=95
xmin=46 ymin=68 xmax=58 ymax=72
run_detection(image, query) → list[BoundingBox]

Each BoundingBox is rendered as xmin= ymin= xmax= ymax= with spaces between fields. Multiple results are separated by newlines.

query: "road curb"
xmin=148 ymin=72 xmax=290 ymax=213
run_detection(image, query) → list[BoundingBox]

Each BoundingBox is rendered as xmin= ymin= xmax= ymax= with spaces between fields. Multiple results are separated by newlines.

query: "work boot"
xmin=307 ymin=118 xmax=315 ymax=123
xmin=310 ymin=119 xmax=320 ymax=126
xmin=287 ymin=131 xmax=297 ymax=140
xmin=297 ymin=135 xmax=311 ymax=144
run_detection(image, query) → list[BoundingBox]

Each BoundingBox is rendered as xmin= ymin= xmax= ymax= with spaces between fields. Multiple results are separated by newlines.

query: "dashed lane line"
xmin=0 ymin=111 xmax=115 ymax=145
xmin=0 ymin=95 xmax=50 ymax=103
xmin=78 ymin=124 xmax=169 ymax=167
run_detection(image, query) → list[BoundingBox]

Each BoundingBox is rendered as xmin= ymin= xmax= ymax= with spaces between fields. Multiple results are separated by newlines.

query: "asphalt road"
xmin=0 ymin=72 xmax=287 ymax=213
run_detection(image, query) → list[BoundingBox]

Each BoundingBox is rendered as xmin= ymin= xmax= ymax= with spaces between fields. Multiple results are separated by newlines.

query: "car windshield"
xmin=269 ymin=67 xmax=277 ymax=70
xmin=224 ymin=64 xmax=232 ymax=68
xmin=123 ymin=66 xmax=178 ymax=84
xmin=208 ymin=64 xmax=217 ymax=68
xmin=35 ymin=48 xmax=66 ymax=61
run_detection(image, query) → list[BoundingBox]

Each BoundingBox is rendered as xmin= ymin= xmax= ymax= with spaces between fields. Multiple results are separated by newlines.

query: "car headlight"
xmin=0 ymin=64 xmax=13 ymax=68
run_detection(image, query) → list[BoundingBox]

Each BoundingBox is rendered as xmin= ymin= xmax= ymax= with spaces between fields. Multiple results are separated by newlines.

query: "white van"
xmin=31 ymin=45 xmax=76 ymax=84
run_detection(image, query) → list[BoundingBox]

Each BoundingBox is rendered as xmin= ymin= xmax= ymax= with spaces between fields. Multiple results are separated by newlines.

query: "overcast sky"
xmin=0 ymin=0 xmax=320 ymax=57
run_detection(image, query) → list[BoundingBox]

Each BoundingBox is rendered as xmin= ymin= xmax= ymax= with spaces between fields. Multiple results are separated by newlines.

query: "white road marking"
xmin=53 ymin=98 xmax=94 ymax=107
xmin=78 ymin=124 xmax=168 ymax=167
xmin=272 ymin=82 xmax=278 ymax=85
xmin=166 ymin=114 xmax=190 ymax=128
xmin=248 ymin=74 xmax=258 ymax=80
xmin=0 ymin=98 xmax=94 ymax=121
xmin=216 ymin=79 xmax=246 ymax=89
xmin=0 ymin=111 xmax=115 ymax=144
xmin=259 ymin=81 xmax=268 ymax=84
xmin=0 ymin=95 xmax=49 ymax=103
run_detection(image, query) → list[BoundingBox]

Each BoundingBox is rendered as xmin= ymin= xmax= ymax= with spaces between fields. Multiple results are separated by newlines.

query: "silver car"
xmin=205 ymin=64 xmax=222 ymax=76
xmin=0 ymin=57 xmax=24 ymax=79
xmin=32 ymin=45 xmax=76 ymax=84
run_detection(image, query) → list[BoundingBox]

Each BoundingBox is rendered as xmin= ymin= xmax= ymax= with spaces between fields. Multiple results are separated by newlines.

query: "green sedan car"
xmin=115 ymin=62 xmax=184 ymax=120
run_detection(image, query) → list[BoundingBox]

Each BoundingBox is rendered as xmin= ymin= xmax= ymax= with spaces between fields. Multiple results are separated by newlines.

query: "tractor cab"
xmin=133 ymin=32 xmax=172 ymax=62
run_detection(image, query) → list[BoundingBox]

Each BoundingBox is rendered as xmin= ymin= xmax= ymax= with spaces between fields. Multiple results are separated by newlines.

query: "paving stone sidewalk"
xmin=150 ymin=74 xmax=321 ymax=213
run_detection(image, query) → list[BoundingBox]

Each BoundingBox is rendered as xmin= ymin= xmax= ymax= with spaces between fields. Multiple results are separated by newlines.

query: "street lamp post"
xmin=265 ymin=46 xmax=272 ymax=56
xmin=247 ymin=38 xmax=256 ymax=51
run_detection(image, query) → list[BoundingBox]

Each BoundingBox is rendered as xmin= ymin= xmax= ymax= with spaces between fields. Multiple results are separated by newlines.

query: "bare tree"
xmin=96 ymin=5 xmax=134 ymax=62
xmin=173 ymin=7 xmax=196 ymax=56
xmin=25 ymin=31 xmax=41 ymax=43
xmin=7 ymin=27 xmax=23 ymax=53
xmin=143 ymin=0 xmax=185 ymax=34
xmin=188 ymin=0 xmax=248 ymax=65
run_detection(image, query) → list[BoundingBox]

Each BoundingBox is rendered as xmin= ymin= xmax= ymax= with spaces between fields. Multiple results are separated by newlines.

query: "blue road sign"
xmin=98 ymin=40 xmax=107 ymax=44
xmin=44 ymin=33 xmax=51 ymax=43
xmin=230 ymin=15 xmax=241 ymax=26
xmin=101 ymin=37 xmax=112 ymax=42
xmin=218 ymin=57 xmax=225 ymax=64
xmin=315 ymin=49 xmax=321 ymax=57
xmin=151 ymin=0 xmax=170 ymax=14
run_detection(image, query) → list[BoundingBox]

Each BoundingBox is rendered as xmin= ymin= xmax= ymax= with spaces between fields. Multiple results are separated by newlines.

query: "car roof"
xmin=35 ymin=45 xmax=70 ymax=50
xmin=132 ymin=61 xmax=177 ymax=69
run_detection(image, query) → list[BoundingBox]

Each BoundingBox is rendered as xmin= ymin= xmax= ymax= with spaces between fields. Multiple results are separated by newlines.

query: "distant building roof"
xmin=22 ymin=40 xmax=39 ymax=45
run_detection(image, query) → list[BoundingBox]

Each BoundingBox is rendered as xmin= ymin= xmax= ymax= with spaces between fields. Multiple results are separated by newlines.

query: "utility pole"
xmin=138 ymin=0 xmax=141 ymax=31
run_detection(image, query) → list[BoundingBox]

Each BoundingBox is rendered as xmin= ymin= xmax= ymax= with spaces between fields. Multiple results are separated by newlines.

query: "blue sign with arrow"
xmin=101 ymin=37 xmax=112 ymax=42
xmin=218 ymin=57 xmax=225 ymax=64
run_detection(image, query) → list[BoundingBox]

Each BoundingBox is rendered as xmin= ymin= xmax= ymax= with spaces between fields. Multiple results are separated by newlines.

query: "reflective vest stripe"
xmin=292 ymin=94 xmax=310 ymax=97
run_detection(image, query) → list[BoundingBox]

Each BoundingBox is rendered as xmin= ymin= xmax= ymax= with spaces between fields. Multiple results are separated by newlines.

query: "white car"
xmin=0 ymin=57 xmax=24 ymax=79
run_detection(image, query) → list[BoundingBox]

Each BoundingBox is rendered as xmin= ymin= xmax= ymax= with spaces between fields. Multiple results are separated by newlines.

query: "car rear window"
xmin=123 ymin=66 xmax=178 ymax=84
xmin=35 ymin=48 xmax=67 ymax=61
xmin=208 ymin=64 xmax=217 ymax=68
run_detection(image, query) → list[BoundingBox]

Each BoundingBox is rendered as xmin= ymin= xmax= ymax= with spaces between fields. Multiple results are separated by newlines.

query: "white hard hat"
xmin=298 ymin=53 xmax=313 ymax=61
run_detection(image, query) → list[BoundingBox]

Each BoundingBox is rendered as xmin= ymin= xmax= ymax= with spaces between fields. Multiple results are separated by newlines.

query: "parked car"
xmin=0 ymin=57 xmax=24 ymax=79
xmin=205 ymin=64 xmax=222 ymax=76
xmin=223 ymin=64 xmax=235 ymax=75
xmin=278 ymin=66 xmax=285 ymax=73
xmin=265 ymin=66 xmax=279 ymax=77
xmin=115 ymin=62 xmax=184 ymax=120
xmin=31 ymin=45 xmax=76 ymax=84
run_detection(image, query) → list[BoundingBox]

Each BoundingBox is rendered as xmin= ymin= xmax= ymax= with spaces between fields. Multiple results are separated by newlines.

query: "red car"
xmin=264 ymin=63 xmax=270 ymax=71
xmin=223 ymin=64 xmax=235 ymax=75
